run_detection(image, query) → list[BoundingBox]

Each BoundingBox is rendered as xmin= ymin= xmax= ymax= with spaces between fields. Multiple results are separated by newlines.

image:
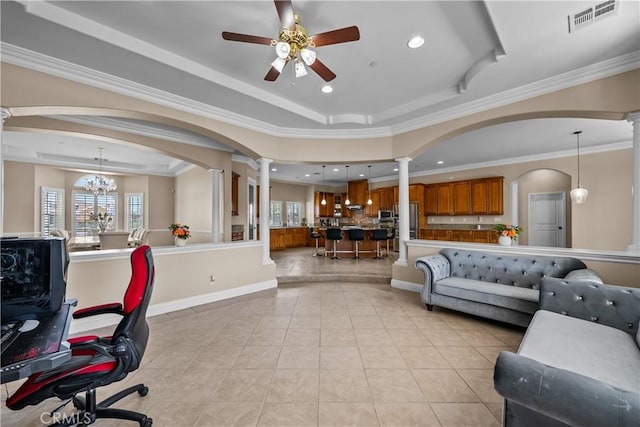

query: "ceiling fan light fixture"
xmin=294 ymin=60 xmax=307 ymax=77
xmin=300 ymin=48 xmax=316 ymax=65
xmin=271 ymin=57 xmax=286 ymax=73
xmin=407 ymin=36 xmax=425 ymax=49
xmin=275 ymin=41 xmax=291 ymax=59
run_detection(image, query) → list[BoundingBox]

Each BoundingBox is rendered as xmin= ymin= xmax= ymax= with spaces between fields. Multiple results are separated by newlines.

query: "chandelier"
xmin=85 ymin=147 xmax=117 ymax=196
xmin=270 ymin=14 xmax=317 ymax=78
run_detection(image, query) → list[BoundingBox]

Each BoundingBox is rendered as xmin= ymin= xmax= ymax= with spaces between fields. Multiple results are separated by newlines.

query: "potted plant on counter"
xmin=169 ymin=223 xmax=191 ymax=246
xmin=494 ymin=224 xmax=522 ymax=246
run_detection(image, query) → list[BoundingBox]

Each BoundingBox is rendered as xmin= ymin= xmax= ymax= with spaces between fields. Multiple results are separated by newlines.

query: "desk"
xmin=1 ymin=299 xmax=77 ymax=384
xmin=69 ymin=235 xmax=139 ymax=250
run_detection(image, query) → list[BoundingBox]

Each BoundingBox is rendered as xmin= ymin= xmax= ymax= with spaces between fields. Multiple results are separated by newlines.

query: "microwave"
xmin=378 ymin=210 xmax=394 ymax=220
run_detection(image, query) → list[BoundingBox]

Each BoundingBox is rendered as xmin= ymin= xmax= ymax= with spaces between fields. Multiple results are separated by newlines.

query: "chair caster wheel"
xmin=141 ymin=417 xmax=152 ymax=427
xmin=138 ymin=386 xmax=149 ymax=397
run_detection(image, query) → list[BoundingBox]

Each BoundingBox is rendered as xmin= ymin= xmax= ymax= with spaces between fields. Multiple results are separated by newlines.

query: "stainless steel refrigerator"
xmin=393 ymin=203 xmax=419 ymax=251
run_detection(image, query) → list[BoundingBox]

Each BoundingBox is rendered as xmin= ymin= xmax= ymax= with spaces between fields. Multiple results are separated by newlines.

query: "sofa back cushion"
xmin=440 ymin=249 xmax=587 ymax=289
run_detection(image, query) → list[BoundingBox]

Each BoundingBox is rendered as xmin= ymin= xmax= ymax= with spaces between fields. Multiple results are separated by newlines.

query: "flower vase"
xmin=175 ymin=237 xmax=187 ymax=247
xmin=498 ymin=235 xmax=512 ymax=246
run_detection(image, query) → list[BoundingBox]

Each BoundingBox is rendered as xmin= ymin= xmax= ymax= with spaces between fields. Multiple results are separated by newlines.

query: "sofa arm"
xmin=415 ymin=254 xmax=451 ymax=306
xmin=540 ymin=277 xmax=640 ymax=337
xmin=494 ymin=351 xmax=640 ymax=427
xmin=563 ymin=268 xmax=603 ymax=284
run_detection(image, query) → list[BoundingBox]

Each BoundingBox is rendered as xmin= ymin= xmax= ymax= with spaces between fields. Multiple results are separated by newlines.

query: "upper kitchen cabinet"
xmin=314 ymin=192 xmax=334 ymax=217
xmin=348 ymin=179 xmax=368 ymax=206
xmin=378 ymin=187 xmax=394 ymax=210
xmin=425 ymin=177 xmax=504 ymax=216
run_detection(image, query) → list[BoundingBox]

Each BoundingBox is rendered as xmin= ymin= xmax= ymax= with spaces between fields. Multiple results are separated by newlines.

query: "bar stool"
xmin=371 ymin=229 xmax=388 ymax=259
xmin=348 ymin=228 xmax=365 ymax=259
xmin=325 ymin=228 xmax=343 ymax=260
xmin=309 ymin=227 xmax=324 ymax=257
xmin=386 ymin=228 xmax=396 ymax=256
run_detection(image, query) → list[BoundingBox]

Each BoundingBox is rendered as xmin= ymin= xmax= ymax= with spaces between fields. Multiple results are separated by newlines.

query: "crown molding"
xmin=2 ymin=42 xmax=638 ymax=141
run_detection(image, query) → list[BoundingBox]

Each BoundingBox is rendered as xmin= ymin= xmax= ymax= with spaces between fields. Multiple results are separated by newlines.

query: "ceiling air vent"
xmin=568 ymin=0 xmax=618 ymax=33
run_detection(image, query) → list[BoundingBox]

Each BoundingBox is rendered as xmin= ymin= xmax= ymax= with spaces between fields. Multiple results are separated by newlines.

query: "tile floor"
xmin=1 ymin=249 xmax=525 ymax=427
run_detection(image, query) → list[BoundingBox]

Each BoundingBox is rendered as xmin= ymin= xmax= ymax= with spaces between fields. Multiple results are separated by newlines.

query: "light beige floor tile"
xmin=412 ymin=369 xmax=480 ymax=403
xmin=321 ymin=346 xmax=363 ymax=369
xmin=359 ymin=346 xmax=408 ymax=369
xmin=456 ymin=330 xmax=508 ymax=347
xmin=256 ymin=315 xmax=291 ymax=329
xmin=168 ymin=368 xmax=229 ymax=404
xmin=284 ymin=328 xmax=320 ymax=346
xmin=374 ymin=305 xmax=406 ymax=316
xmin=397 ymin=346 xmax=451 ymax=369
xmin=380 ymin=315 xmax=418 ymax=329
xmin=474 ymin=346 xmax=518 ymax=365
xmin=319 ymin=402 xmax=379 ymax=426
xmin=277 ymin=345 xmax=320 ymax=368
xmin=491 ymin=330 xmax=525 ymax=347
xmin=266 ymin=369 xmax=319 ymax=402
xmin=348 ymin=305 xmax=379 ymax=316
xmin=437 ymin=347 xmax=494 ymax=369
xmin=195 ymin=402 xmax=261 ymax=426
xmin=319 ymin=369 xmax=372 ymax=402
xmin=190 ymin=346 xmax=243 ymax=369
xmin=246 ymin=328 xmax=287 ymax=346
xmin=258 ymin=402 xmax=319 ymax=426
xmin=213 ymin=369 xmax=273 ymax=402
xmin=289 ymin=314 xmax=321 ymax=328
xmin=321 ymin=328 xmax=357 ymax=346
xmin=366 ymin=369 xmax=425 ymax=403
xmin=388 ymin=329 xmax=434 ymax=347
xmin=233 ymin=346 xmax=281 ymax=369
xmin=351 ymin=315 xmax=385 ymax=329
xmin=321 ymin=314 xmax=353 ymax=329
xmin=485 ymin=402 xmax=504 ymax=422
xmin=374 ymin=402 xmax=441 ymax=427
xmin=430 ymin=403 xmax=500 ymax=427
xmin=211 ymin=327 xmax=254 ymax=346
xmin=145 ymin=403 xmax=205 ymax=426
xmin=411 ymin=317 xmax=452 ymax=330
xmin=421 ymin=330 xmax=469 ymax=347
xmin=355 ymin=328 xmax=395 ymax=346
xmin=457 ymin=369 xmax=502 ymax=403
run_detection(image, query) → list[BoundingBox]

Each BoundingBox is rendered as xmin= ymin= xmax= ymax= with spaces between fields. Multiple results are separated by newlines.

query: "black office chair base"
xmin=55 ymin=384 xmax=152 ymax=427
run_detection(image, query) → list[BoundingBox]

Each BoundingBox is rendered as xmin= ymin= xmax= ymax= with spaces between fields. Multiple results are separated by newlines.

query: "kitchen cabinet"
xmin=347 ymin=179 xmax=368 ymax=206
xmin=270 ymin=227 xmax=309 ymax=251
xmin=314 ymin=192 xmax=334 ymax=217
xmin=424 ymin=177 xmax=504 ymax=216
xmin=366 ymin=189 xmax=380 ymax=217
xmin=342 ymin=193 xmax=351 ymax=218
xmin=378 ymin=187 xmax=394 ymax=210
xmin=270 ymin=228 xmax=286 ymax=251
xmin=231 ymin=172 xmax=240 ymax=216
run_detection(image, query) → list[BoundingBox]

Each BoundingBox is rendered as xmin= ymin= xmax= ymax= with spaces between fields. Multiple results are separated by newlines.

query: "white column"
xmin=627 ymin=112 xmax=640 ymax=253
xmin=210 ymin=169 xmax=222 ymax=243
xmin=258 ymin=158 xmax=274 ymax=265
xmin=394 ymin=157 xmax=412 ymax=266
xmin=0 ymin=108 xmax=10 ymax=237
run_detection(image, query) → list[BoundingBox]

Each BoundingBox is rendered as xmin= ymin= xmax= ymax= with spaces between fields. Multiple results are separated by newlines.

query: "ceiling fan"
xmin=222 ymin=0 xmax=360 ymax=82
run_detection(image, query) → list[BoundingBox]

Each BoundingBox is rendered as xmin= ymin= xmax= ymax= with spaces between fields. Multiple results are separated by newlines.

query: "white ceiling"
xmin=0 ymin=0 xmax=638 ymax=182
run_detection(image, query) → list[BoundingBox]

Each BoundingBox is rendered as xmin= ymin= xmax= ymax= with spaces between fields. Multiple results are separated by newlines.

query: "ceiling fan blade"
xmin=311 ymin=26 xmax=360 ymax=47
xmin=308 ymin=58 xmax=336 ymax=82
xmin=265 ymin=59 xmax=289 ymax=81
xmin=222 ymin=31 xmax=273 ymax=45
xmin=274 ymin=0 xmax=296 ymax=30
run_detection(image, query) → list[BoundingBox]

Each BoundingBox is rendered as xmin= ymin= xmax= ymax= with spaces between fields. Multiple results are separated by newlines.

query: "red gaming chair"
xmin=6 ymin=245 xmax=155 ymax=426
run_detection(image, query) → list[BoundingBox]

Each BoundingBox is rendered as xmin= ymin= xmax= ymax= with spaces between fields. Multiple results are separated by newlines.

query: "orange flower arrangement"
xmin=169 ymin=223 xmax=191 ymax=240
xmin=494 ymin=224 xmax=522 ymax=241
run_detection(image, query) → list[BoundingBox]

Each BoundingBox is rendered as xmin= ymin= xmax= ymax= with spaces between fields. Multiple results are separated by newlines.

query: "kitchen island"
xmin=321 ymin=227 xmax=392 ymax=258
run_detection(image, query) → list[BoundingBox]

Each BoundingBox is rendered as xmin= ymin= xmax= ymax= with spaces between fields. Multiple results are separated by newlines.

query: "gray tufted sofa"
xmin=494 ymin=277 xmax=640 ymax=427
xmin=414 ymin=248 xmax=597 ymax=327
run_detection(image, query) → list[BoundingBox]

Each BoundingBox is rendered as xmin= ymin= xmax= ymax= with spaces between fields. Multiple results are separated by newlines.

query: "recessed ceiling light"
xmin=359 ymin=173 xmax=365 ymax=177
xmin=321 ymin=85 xmax=333 ymax=94
xmin=407 ymin=36 xmax=425 ymax=49
xmin=271 ymin=168 xmax=277 ymax=172
xmin=304 ymin=174 xmax=310 ymax=177
xmin=393 ymin=168 xmax=399 ymax=172
xmin=437 ymin=160 xmax=444 ymax=165
xmin=333 ymin=168 xmax=339 ymax=172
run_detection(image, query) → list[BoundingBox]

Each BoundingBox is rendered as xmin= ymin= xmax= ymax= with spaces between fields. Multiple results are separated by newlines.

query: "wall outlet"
xmin=210 ymin=275 xmax=215 ymax=285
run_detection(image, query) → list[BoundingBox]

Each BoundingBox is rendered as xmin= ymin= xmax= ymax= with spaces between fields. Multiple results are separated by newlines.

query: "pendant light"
xmin=570 ymin=131 xmax=589 ymax=204
xmin=344 ymin=165 xmax=351 ymax=206
xmin=321 ymin=165 xmax=327 ymax=206
xmin=367 ymin=165 xmax=373 ymax=206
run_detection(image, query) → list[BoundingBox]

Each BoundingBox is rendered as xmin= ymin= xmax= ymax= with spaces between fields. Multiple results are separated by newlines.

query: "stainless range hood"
xmin=346 ymin=205 xmax=365 ymax=210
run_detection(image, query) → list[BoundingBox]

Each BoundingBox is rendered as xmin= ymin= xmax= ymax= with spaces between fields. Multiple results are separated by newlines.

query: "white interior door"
xmin=528 ymin=192 xmax=566 ymax=247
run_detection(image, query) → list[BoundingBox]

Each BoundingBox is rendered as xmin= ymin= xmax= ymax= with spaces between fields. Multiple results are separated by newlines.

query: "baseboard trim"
xmin=69 ymin=279 xmax=278 ymax=334
xmin=390 ymin=279 xmax=423 ymax=293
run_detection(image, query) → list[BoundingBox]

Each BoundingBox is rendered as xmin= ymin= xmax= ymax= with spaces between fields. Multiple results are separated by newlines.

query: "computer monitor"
xmin=1 ymin=237 xmax=68 ymax=322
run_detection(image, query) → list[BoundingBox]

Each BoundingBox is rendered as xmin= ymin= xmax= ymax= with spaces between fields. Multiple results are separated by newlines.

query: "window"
xmin=269 ymin=201 xmax=282 ymax=227
xmin=286 ymin=201 xmax=301 ymax=226
xmin=41 ymin=187 xmax=65 ymax=237
xmin=125 ymin=193 xmax=144 ymax=231
xmin=72 ymin=190 xmax=117 ymax=236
